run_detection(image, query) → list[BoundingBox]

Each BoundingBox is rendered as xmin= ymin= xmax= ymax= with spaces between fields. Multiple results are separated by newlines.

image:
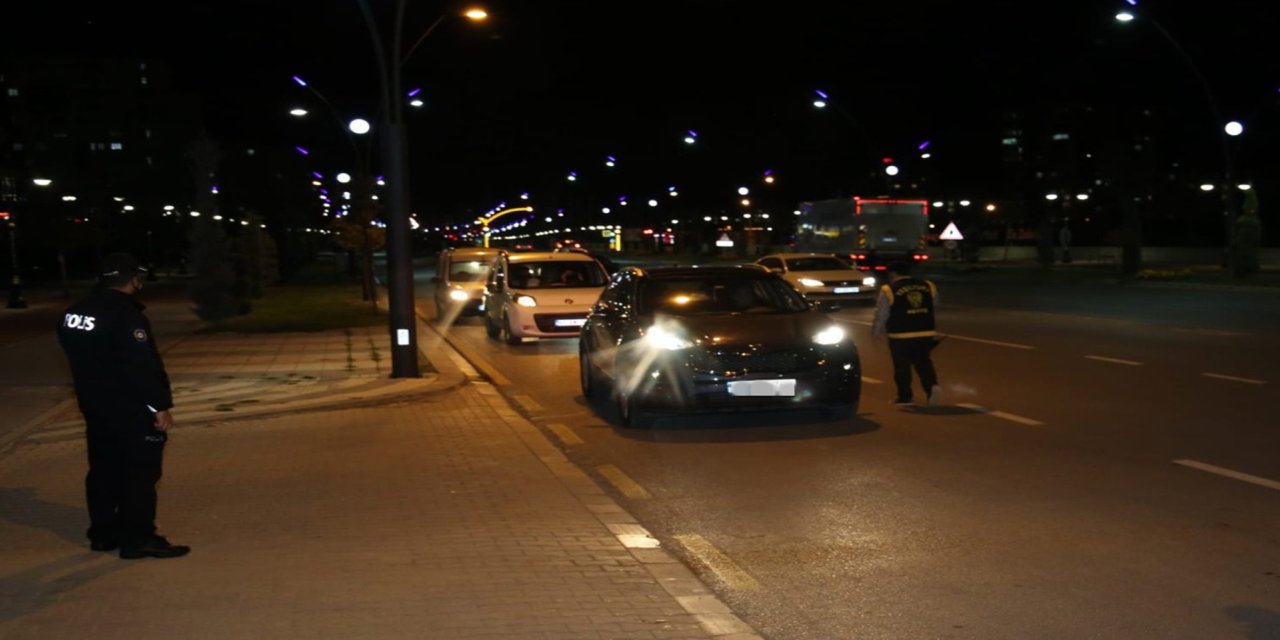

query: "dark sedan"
xmin=579 ymin=265 xmax=861 ymax=427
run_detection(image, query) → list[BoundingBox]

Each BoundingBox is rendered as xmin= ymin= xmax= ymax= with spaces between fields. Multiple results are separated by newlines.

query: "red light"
xmin=0 ymin=211 xmax=9 ymax=220
xmin=881 ymin=157 xmax=894 ymax=164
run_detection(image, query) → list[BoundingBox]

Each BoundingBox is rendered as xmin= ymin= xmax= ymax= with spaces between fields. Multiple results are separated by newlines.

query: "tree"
xmin=1232 ymin=189 xmax=1261 ymax=277
xmin=331 ymin=174 xmax=385 ymax=309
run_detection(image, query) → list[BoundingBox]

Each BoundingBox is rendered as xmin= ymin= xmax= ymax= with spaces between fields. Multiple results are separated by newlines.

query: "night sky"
xmin=6 ymin=1 xmax=1278 ymax=224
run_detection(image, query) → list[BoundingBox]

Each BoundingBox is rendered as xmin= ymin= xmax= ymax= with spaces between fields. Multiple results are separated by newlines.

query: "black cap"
xmin=99 ymin=252 xmax=147 ymax=279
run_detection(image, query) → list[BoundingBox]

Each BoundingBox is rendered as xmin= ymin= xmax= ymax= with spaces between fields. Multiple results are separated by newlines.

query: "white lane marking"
xmin=607 ymin=523 xmax=661 ymax=548
xmin=946 ymin=335 xmax=1036 ymax=350
xmin=1085 ymin=355 xmax=1143 ymax=366
xmin=597 ymin=464 xmax=652 ymax=499
xmin=546 ymin=423 xmax=583 ymax=446
xmin=862 ymin=376 xmax=883 ymax=384
xmin=1201 ymin=372 xmax=1266 ymax=385
xmin=512 ymin=394 xmax=544 ymax=412
xmin=674 ymin=533 xmax=761 ymax=592
xmin=1173 ymin=459 xmax=1280 ymax=492
xmin=957 ymin=403 xmax=1045 ymax=426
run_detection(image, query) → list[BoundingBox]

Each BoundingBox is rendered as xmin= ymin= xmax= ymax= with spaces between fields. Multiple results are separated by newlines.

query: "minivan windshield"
xmin=507 ymin=261 xmax=609 ymax=289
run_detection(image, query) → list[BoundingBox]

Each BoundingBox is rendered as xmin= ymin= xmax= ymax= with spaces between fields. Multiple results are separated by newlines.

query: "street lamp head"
xmin=349 ymin=118 xmax=372 ymax=134
xmin=32 ymin=178 xmax=52 ymax=187
xmin=336 ymin=172 xmax=353 ymax=184
xmin=1115 ymin=11 xmax=1135 ymax=22
xmin=289 ymin=108 xmax=309 ymax=117
xmin=1224 ymin=120 xmax=1244 ymax=136
xmin=463 ymin=8 xmax=488 ymax=21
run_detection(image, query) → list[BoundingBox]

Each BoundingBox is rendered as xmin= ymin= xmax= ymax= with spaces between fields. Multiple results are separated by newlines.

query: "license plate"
xmin=554 ymin=318 xmax=587 ymax=327
xmin=727 ymin=379 xmax=797 ymax=397
xmin=833 ymin=286 xmax=860 ymax=294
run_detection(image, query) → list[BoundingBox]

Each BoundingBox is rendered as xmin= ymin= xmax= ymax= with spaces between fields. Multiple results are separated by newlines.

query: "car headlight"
xmin=449 ymin=289 xmax=469 ymax=301
xmin=812 ymin=325 xmax=845 ymax=345
xmin=515 ymin=295 xmax=537 ymax=308
xmin=862 ymin=276 xmax=877 ymax=287
xmin=798 ymin=277 xmax=825 ymax=288
xmin=644 ymin=325 xmax=693 ymax=350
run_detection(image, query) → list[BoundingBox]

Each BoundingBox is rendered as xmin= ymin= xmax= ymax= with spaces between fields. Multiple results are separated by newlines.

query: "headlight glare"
xmin=813 ymin=325 xmax=845 ymax=345
xmin=862 ymin=276 xmax=877 ymax=287
xmin=449 ymin=289 xmax=469 ymax=301
xmin=516 ymin=295 xmax=537 ymax=308
xmin=645 ymin=325 xmax=693 ymax=350
xmin=798 ymin=277 xmax=824 ymax=288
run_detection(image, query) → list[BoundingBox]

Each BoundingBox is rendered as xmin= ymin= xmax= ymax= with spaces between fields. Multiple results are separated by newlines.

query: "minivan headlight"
xmin=798 ymin=277 xmax=824 ymax=288
xmin=516 ymin=295 xmax=537 ymax=308
xmin=861 ymin=276 xmax=877 ymax=287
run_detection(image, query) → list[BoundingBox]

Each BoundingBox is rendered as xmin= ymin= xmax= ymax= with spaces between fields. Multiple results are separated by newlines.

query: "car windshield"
xmin=638 ymin=275 xmax=810 ymax=315
xmin=507 ymin=261 xmax=608 ymax=289
xmin=785 ymin=256 xmax=851 ymax=271
xmin=449 ymin=260 xmax=491 ymax=282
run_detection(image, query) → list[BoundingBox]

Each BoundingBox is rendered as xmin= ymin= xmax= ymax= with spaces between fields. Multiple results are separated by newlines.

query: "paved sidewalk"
xmin=0 ymin=297 xmax=761 ymax=638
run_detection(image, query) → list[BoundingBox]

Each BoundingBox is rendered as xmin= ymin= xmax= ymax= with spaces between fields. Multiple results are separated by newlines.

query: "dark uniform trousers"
xmin=84 ymin=412 xmax=166 ymax=545
xmin=888 ymin=337 xmax=939 ymax=401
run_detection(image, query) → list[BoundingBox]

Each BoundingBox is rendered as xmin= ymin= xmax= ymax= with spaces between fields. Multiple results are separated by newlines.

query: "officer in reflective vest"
xmin=56 ymin=252 xmax=190 ymax=559
xmin=871 ymin=260 xmax=943 ymax=406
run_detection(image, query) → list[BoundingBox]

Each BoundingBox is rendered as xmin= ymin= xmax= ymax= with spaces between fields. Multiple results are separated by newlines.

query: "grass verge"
xmin=200 ymin=265 xmax=386 ymax=333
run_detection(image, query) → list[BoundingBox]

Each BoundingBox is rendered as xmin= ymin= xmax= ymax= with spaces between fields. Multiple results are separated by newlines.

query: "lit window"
xmin=1052 ymin=133 xmax=1070 ymax=141
xmin=144 ymin=129 xmax=152 ymax=138
xmin=6 ymin=88 xmax=17 ymax=97
xmin=140 ymin=76 xmax=148 ymax=85
xmin=11 ymin=143 xmax=22 ymax=151
xmin=110 ymin=142 xmax=123 ymax=151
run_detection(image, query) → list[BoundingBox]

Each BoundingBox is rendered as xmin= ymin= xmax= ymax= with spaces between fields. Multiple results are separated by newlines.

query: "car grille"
xmin=689 ymin=348 xmax=817 ymax=375
xmin=533 ymin=313 xmax=587 ymax=333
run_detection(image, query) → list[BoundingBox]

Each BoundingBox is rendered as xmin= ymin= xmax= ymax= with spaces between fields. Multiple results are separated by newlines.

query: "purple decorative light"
xmin=407 ymin=87 xmax=422 ymax=97
xmin=295 ymin=146 xmax=310 ymax=155
xmin=917 ymin=140 xmax=931 ymax=150
xmin=815 ymin=89 xmax=829 ymax=99
xmin=311 ymin=171 xmax=324 ymax=179
xmin=292 ymin=75 xmax=308 ymax=87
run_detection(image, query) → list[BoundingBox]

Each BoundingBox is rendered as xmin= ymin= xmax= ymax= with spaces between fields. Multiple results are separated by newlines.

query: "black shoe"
xmin=892 ymin=397 xmax=914 ymax=405
xmin=89 ymin=538 xmax=119 ymax=552
xmin=119 ymin=535 xmax=190 ymax=560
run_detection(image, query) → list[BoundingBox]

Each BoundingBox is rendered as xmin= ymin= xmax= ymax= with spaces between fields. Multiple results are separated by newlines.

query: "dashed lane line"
xmin=946 ymin=335 xmax=1037 ymax=350
xmin=1085 ymin=355 xmax=1143 ymax=366
xmin=1173 ymin=459 xmax=1280 ymax=492
xmin=597 ymin=464 xmax=652 ymax=500
xmin=512 ymin=394 xmax=544 ymax=413
xmin=1201 ymin=372 xmax=1267 ymax=385
xmin=674 ymin=533 xmax=762 ymax=592
xmin=956 ymin=403 xmax=1045 ymax=426
xmin=546 ymin=422 xmax=584 ymax=446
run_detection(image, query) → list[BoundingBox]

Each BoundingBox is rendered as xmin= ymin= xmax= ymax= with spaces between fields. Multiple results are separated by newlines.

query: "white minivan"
xmin=482 ymin=251 xmax=609 ymax=345
xmin=433 ymin=246 xmax=502 ymax=322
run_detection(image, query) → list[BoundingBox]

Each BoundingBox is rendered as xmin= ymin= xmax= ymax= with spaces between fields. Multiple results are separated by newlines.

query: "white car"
xmin=482 ymin=251 xmax=610 ymax=345
xmin=755 ymin=252 xmax=879 ymax=305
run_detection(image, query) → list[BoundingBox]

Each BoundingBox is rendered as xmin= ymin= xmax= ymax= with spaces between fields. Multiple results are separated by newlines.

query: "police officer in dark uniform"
xmin=56 ymin=253 xmax=189 ymax=559
xmin=871 ymin=260 xmax=943 ymax=407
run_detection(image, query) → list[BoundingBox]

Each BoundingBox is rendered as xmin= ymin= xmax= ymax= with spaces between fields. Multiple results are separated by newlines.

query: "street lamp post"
xmin=1115 ymin=6 xmax=1237 ymax=270
xmin=353 ymin=3 xmax=487 ymax=378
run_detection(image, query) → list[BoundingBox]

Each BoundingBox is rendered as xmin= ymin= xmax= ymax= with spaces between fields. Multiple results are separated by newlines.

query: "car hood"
xmin=653 ymin=311 xmax=841 ymax=346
